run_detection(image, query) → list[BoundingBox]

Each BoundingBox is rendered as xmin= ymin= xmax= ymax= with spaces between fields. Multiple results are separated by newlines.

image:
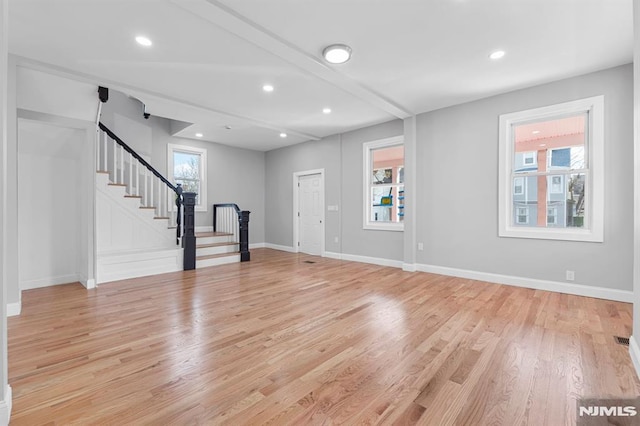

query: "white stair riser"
xmin=196 ymin=244 xmax=238 ymax=256
xmin=197 ymin=235 xmax=234 ymax=245
xmin=196 ymin=254 xmax=241 ymax=269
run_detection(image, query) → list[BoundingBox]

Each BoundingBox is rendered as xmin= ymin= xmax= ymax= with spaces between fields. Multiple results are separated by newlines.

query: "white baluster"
xmin=157 ymin=179 xmax=161 ymax=217
xmin=136 ymin=160 xmax=140 ymax=196
xmin=150 ymin=174 xmax=154 ymax=209
xmin=119 ymin=146 xmax=124 ymax=185
xmin=129 ymin=152 xmax=133 ymax=192
xmin=112 ymin=138 xmax=117 ymax=183
xmin=145 ymin=168 xmax=149 ymax=206
xmin=102 ymin=132 xmax=107 ymax=172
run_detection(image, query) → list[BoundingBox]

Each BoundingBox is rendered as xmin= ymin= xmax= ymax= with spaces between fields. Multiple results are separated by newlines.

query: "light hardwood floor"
xmin=8 ymin=249 xmax=640 ymax=425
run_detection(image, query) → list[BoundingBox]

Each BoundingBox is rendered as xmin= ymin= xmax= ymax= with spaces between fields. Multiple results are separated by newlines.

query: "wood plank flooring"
xmin=8 ymin=249 xmax=640 ymax=425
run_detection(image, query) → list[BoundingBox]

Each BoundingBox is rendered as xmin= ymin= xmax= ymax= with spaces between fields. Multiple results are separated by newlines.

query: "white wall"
xmin=415 ymin=64 xmax=633 ymax=293
xmin=18 ymin=121 xmax=86 ymax=289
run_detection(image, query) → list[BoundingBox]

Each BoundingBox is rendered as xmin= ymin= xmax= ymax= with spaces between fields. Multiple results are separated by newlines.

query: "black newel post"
xmin=175 ymin=184 xmax=183 ymax=244
xmin=239 ymin=210 xmax=251 ymax=262
xmin=182 ymin=192 xmax=197 ymax=270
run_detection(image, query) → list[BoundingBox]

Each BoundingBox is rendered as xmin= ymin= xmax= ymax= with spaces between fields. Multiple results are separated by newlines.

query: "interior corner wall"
xmin=416 ymin=64 xmax=634 ymax=292
xmin=100 ymin=91 xmax=266 ymax=243
xmin=632 ymin=0 xmax=640 ymax=359
xmin=264 ymin=119 xmax=404 ymax=260
xmin=5 ymin=56 xmax=18 ymax=307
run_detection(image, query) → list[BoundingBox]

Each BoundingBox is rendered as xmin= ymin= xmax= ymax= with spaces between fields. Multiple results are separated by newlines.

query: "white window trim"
xmin=498 ymin=95 xmax=604 ymax=242
xmin=363 ymin=136 xmax=404 ymax=231
xmin=167 ymin=143 xmax=208 ymax=212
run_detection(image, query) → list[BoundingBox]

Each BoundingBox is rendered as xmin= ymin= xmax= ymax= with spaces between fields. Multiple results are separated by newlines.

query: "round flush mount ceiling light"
xmin=489 ymin=50 xmax=505 ymax=60
xmin=195 ymin=133 xmax=203 ymax=138
xmin=279 ymin=133 xmax=287 ymax=138
xmin=323 ymin=44 xmax=352 ymax=64
xmin=135 ymin=36 xmax=152 ymax=47
xmin=322 ymin=107 xmax=332 ymax=114
xmin=262 ymin=84 xmax=274 ymax=92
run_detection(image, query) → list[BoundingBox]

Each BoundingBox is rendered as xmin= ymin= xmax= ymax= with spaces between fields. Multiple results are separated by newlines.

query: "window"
xmin=363 ymin=136 xmax=404 ymax=231
xmin=523 ymin=152 xmax=536 ymax=166
xmin=498 ymin=96 xmax=604 ymax=242
xmin=167 ymin=144 xmax=207 ymax=212
xmin=516 ymin=207 xmax=529 ymax=224
xmin=513 ymin=177 xmax=524 ymax=195
xmin=547 ymin=207 xmax=557 ymax=225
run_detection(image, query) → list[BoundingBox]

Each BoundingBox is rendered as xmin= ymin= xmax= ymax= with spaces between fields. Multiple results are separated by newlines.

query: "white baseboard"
xmin=20 ymin=274 xmax=80 ymax=291
xmin=81 ymin=278 xmax=96 ymax=289
xmin=249 ymin=242 xmax=266 ymax=249
xmin=265 ymin=243 xmax=297 ymax=253
xmin=6 ymin=302 xmax=21 ymax=317
xmin=416 ymin=263 xmax=633 ymax=302
xmin=324 ymin=251 xmax=404 ymax=269
xmin=0 ymin=385 xmax=12 ymax=426
xmin=630 ymin=336 xmax=640 ymax=380
xmin=403 ymin=263 xmax=417 ymax=272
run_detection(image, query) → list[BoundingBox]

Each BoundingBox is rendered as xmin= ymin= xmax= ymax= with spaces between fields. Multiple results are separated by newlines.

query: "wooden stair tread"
xmin=154 ymin=217 xmax=170 ymax=220
xmin=108 ymin=183 xmax=127 ymax=187
xmin=196 ymin=232 xmax=233 ymax=238
xmin=139 ymin=207 xmax=156 ymax=210
xmin=197 ymin=242 xmax=238 ymax=249
xmin=124 ymin=195 xmax=143 ymax=199
xmin=196 ymin=252 xmax=240 ymax=260
xmin=96 ymin=170 xmax=109 ymax=174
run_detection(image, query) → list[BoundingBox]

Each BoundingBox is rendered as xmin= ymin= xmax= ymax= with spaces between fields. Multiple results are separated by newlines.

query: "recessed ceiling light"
xmin=323 ymin=44 xmax=352 ymax=64
xmin=135 ymin=36 xmax=152 ymax=47
xmin=532 ymin=130 xmax=540 ymax=134
xmin=489 ymin=50 xmax=505 ymax=60
xmin=279 ymin=133 xmax=287 ymax=138
xmin=195 ymin=133 xmax=203 ymax=138
xmin=322 ymin=108 xmax=332 ymax=114
xmin=262 ymin=84 xmax=274 ymax=92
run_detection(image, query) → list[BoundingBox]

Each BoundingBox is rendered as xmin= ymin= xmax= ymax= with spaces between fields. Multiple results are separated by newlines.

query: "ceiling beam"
xmin=170 ymin=0 xmax=413 ymax=120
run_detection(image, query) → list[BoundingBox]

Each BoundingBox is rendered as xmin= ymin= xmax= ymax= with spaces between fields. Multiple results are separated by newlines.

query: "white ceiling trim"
xmin=171 ymin=0 xmax=413 ymax=119
xmin=12 ymin=55 xmax=321 ymax=142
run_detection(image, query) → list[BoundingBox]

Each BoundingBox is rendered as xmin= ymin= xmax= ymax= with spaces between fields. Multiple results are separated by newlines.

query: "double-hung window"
xmin=498 ymin=96 xmax=604 ymax=242
xmin=363 ymin=136 xmax=404 ymax=231
xmin=167 ymin=144 xmax=208 ymax=212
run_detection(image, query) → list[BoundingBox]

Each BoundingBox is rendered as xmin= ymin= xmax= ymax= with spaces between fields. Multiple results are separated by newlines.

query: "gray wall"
xmin=265 ymin=119 xmax=404 ymax=260
xmin=101 ymin=91 xmax=266 ymax=243
xmin=632 ymin=0 xmax=640 ymax=347
xmin=416 ymin=64 xmax=633 ymax=291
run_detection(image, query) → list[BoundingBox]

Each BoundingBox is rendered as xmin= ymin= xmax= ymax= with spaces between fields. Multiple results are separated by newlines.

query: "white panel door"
xmin=298 ymin=173 xmax=323 ymax=255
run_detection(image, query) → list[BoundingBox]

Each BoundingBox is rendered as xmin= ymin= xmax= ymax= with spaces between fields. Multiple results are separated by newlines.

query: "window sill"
xmin=499 ymin=226 xmax=603 ymax=243
xmin=363 ymin=223 xmax=404 ymax=232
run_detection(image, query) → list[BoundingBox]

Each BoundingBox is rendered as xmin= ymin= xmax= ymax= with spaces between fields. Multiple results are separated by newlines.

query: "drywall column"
xmin=6 ymin=55 xmax=18 ymax=314
xmin=631 ymin=0 xmax=640 ymax=377
xmin=403 ymin=116 xmax=417 ymax=271
xmin=0 ymin=0 xmax=13 ymax=422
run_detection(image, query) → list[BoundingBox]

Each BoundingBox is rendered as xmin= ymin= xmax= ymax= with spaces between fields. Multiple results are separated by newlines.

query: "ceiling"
xmin=8 ymin=0 xmax=633 ymax=151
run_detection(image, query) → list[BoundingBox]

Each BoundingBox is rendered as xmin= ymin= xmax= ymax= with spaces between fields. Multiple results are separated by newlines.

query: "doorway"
xmin=293 ymin=169 xmax=325 ymax=256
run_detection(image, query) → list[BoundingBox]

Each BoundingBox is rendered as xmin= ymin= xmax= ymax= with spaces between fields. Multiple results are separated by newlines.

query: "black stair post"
xmin=239 ymin=210 xmax=251 ymax=262
xmin=182 ymin=192 xmax=197 ymax=270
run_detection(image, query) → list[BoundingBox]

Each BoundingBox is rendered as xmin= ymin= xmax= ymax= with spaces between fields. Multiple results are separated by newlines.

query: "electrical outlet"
xmin=417 ymin=242 xmax=424 ymax=251
xmin=566 ymin=270 xmax=575 ymax=281
xmin=334 ymin=237 xmax=339 ymax=243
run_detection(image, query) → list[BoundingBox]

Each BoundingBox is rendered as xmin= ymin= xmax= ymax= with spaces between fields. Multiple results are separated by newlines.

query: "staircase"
xmin=95 ymin=122 xmax=250 ymax=283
